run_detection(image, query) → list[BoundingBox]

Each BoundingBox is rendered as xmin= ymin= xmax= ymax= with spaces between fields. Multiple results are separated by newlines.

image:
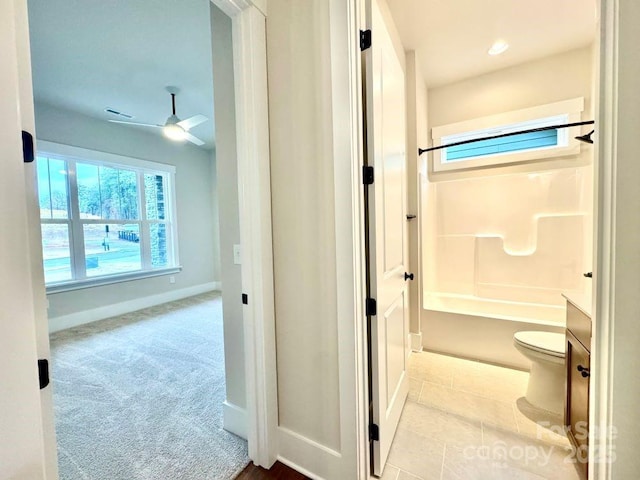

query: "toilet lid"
xmin=514 ymin=331 xmax=566 ymax=358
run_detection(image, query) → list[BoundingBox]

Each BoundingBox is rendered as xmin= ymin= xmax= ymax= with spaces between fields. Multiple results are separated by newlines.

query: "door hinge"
xmin=366 ymin=298 xmax=377 ymax=316
xmin=38 ymin=359 xmax=49 ymax=390
xmin=22 ymin=131 xmax=34 ymax=163
xmin=242 ymin=293 xmax=248 ymax=305
xmin=369 ymin=423 xmax=380 ymax=441
xmin=360 ymin=29 xmax=372 ymax=51
xmin=363 ymin=165 xmax=374 ymax=185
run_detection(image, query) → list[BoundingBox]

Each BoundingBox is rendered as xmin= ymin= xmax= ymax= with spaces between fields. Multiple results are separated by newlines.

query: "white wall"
xmin=268 ymin=0 xmax=341 ymax=451
xmin=34 ymin=102 xmax=219 ymax=328
xmin=427 ymin=47 xmax=594 ymax=183
xmin=425 ymin=46 xmax=594 ymax=296
xmin=421 ymin=47 xmax=595 ymax=361
xmin=210 ymin=3 xmax=246 ymax=431
xmin=428 ymin=47 xmax=595 ymax=136
xmin=602 ymin=0 xmax=640 ymax=476
xmin=405 ymin=51 xmax=428 ymax=341
xmin=267 ymin=0 xmax=369 ymax=477
xmin=426 ymin=47 xmax=595 ymax=185
xmin=266 ymin=0 xmax=410 ymax=477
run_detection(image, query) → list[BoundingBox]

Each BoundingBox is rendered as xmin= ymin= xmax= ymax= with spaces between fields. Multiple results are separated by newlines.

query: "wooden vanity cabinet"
xmin=565 ymin=300 xmax=591 ymax=479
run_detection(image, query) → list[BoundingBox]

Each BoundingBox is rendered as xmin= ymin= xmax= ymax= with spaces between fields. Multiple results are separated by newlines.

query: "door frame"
xmin=210 ymin=0 xmax=278 ymax=468
xmin=12 ymin=0 xmax=278 ymax=476
xmin=591 ymin=0 xmax=624 ymax=478
xmin=340 ymin=0 xmax=621 ymax=478
xmin=9 ymin=0 xmax=629 ymax=476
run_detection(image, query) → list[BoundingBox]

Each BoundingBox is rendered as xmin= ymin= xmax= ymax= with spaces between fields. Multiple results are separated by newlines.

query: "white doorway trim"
xmin=9 ymin=0 xmax=277 ymax=476
xmin=592 ymin=0 xmax=627 ymax=478
xmin=343 ymin=1 xmax=620 ymax=479
xmin=210 ymin=0 xmax=278 ymax=469
xmin=591 ymin=1 xmax=615 ymax=477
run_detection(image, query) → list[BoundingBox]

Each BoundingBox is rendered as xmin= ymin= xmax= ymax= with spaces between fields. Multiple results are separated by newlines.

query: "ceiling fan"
xmin=108 ymin=86 xmax=208 ymax=146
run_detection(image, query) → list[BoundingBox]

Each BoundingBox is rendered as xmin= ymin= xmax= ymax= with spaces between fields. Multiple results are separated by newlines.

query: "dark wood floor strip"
xmin=235 ymin=461 xmax=309 ymax=479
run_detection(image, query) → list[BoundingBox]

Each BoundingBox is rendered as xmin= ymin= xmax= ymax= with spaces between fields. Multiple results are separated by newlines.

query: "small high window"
xmin=431 ymin=98 xmax=585 ymax=172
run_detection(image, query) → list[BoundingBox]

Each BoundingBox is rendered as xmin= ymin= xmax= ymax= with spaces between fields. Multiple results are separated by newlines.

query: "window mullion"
xmin=67 ymin=160 xmax=87 ymax=280
xmin=167 ymin=172 xmax=179 ymax=268
xmin=140 ymin=221 xmax=151 ymax=270
xmin=46 ymin=157 xmax=53 ymax=219
xmin=138 ymin=171 xmax=152 ymax=270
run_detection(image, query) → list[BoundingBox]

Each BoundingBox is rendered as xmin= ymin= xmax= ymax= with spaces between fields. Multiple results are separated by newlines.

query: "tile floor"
xmin=384 ymin=351 xmax=583 ymax=480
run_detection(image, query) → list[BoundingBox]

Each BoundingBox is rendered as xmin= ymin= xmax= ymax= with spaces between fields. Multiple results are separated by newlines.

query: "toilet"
xmin=513 ymin=331 xmax=566 ymax=414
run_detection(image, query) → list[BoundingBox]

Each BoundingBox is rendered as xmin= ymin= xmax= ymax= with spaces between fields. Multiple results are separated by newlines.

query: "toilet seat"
xmin=514 ymin=331 xmax=565 ymax=358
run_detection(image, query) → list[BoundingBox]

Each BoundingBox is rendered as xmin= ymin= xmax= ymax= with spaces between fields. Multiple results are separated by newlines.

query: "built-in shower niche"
xmin=430 ymin=213 xmax=586 ymax=316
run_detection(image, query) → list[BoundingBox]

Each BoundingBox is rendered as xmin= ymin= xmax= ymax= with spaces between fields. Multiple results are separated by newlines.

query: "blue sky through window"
xmin=445 ymin=129 xmax=558 ymax=162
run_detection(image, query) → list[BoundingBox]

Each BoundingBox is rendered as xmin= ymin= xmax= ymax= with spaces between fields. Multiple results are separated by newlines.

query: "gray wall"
xmin=34 ymin=102 xmax=219 ymax=318
xmin=210 ymin=4 xmax=245 ymax=412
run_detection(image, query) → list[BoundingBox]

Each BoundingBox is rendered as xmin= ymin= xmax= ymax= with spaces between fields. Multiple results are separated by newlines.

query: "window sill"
xmin=46 ymin=266 xmax=182 ymax=294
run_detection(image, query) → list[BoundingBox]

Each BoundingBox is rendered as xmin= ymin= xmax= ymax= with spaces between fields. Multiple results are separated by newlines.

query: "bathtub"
xmin=422 ymin=293 xmax=567 ymax=370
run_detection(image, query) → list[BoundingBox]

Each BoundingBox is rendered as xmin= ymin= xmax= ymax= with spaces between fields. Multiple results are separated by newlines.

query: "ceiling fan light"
xmin=163 ymin=123 xmax=186 ymax=141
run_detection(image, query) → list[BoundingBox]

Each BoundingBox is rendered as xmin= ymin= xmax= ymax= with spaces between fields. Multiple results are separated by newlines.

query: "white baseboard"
xmin=49 ymin=281 xmax=220 ymax=333
xmin=277 ymin=455 xmax=324 ymax=480
xmin=277 ymin=427 xmax=348 ymax=480
xmin=410 ymin=332 xmax=423 ymax=352
xmin=223 ymin=401 xmax=247 ymax=440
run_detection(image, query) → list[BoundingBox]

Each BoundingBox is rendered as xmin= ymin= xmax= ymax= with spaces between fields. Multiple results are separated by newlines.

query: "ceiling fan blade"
xmin=177 ymin=114 xmax=208 ymax=131
xmin=108 ymin=120 xmax=163 ymax=128
xmin=183 ymin=131 xmax=205 ymax=146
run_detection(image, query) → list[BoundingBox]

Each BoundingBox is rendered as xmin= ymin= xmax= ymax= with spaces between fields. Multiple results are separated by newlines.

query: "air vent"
xmin=104 ymin=108 xmax=133 ymax=119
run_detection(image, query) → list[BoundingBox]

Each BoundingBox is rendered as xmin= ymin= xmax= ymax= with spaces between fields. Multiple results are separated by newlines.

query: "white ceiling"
xmin=27 ymin=0 xmax=598 ymax=147
xmin=28 ymin=0 xmax=216 ymax=149
xmin=386 ymin=0 xmax=598 ymax=88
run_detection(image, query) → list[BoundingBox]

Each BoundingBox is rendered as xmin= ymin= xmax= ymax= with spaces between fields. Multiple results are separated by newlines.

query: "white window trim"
xmin=37 ymin=140 xmax=180 ymax=291
xmin=37 ymin=140 xmax=177 ymax=174
xmin=45 ymin=266 xmax=183 ymax=294
xmin=431 ymin=97 xmax=585 ymax=172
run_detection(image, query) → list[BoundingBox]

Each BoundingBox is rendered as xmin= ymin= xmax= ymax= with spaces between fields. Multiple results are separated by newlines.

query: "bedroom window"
xmin=431 ymin=98 xmax=585 ymax=172
xmin=36 ymin=142 xmax=179 ymax=291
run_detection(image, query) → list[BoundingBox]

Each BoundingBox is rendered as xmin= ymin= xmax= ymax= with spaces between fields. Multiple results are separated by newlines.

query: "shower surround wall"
xmin=422 ymin=47 xmax=595 ymax=369
xmin=430 ymin=169 xmax=589 ymax=313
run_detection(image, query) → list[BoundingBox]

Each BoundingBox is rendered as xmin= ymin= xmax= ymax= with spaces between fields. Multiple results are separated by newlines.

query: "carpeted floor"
xmin=50 ymin=291 xmax=249 ymax=480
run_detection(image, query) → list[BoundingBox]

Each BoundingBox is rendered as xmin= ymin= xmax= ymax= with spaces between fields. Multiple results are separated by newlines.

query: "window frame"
xmin=431 ymin=98 xmax=585 ymax=172
xmin=37 ymin=141 xmax=181 ymax=293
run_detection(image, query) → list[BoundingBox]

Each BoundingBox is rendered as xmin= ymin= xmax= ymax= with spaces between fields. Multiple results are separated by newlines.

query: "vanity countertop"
xmin=562 ymin=292 xmax=592 ymax=318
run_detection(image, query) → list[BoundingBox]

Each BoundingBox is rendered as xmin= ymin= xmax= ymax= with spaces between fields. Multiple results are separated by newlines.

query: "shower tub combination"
xmin=423 ymin=293 xmax=565 ymax=370
xmin=421 ymin=168 xmax=592 ymax=370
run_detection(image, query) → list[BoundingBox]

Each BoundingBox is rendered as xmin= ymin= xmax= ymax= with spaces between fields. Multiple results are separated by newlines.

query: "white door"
xmin=0 ymin=1 xmax=52 ymax=479
xmin=363 ymin=0 xmax=410 ymax=475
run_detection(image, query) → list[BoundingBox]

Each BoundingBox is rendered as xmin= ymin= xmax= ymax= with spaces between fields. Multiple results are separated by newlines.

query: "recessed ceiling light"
xmin=488 ymin=40 xmax=509 ymax=56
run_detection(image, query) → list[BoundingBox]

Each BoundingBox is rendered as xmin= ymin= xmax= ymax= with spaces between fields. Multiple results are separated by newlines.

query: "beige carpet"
xmin=50 ymin=292 xmax=249 ymax=480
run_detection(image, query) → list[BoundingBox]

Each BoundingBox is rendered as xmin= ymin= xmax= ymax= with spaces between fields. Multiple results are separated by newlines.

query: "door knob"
xmin=583 ymin=272 xmax=593 ymax=278
xmin=404 ymin=272 xmax=414 ymax=281
xmin=577 ymin=365 xmax=590 ymax=378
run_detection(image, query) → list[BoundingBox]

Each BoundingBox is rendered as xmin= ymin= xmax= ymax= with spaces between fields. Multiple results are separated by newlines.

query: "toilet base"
xmin=525 ymin=360 xmax=565 ymax=414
